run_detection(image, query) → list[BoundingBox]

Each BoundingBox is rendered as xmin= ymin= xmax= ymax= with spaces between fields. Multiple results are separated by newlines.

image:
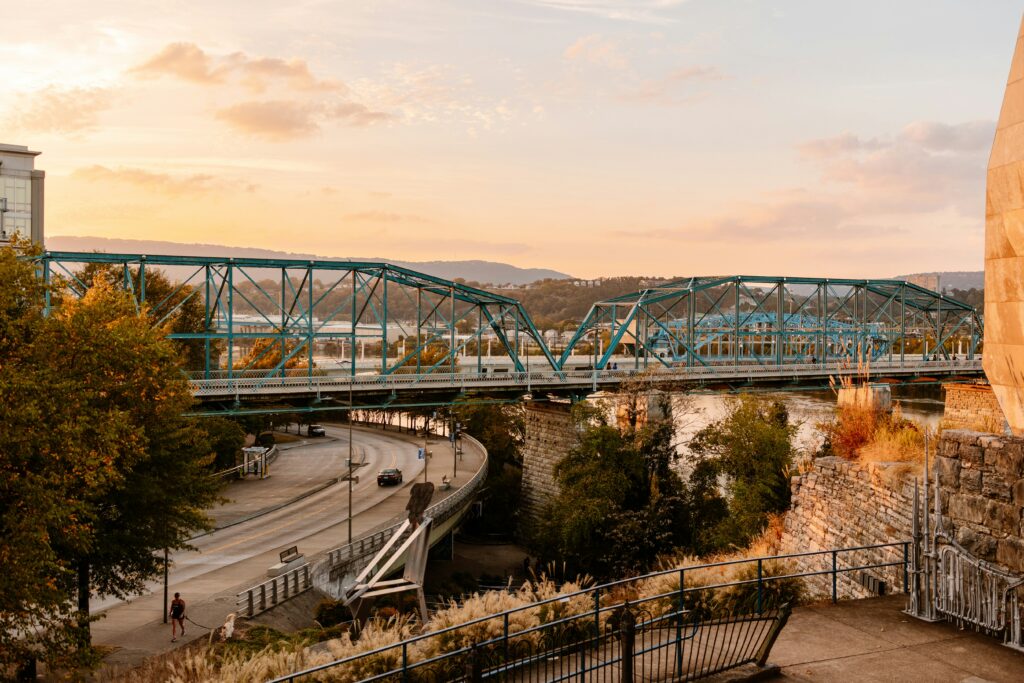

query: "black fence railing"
xmin=269 ymin=542 xmax=909 ymax=682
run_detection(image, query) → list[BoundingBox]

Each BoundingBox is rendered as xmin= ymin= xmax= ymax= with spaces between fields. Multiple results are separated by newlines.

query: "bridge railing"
xmin=236 ymin=563 xmax=312 ymax=618
xmin=192 ymin=358 xmax=982 ymax=397
xmin=268 ymin=540 xmax=911 ymax=682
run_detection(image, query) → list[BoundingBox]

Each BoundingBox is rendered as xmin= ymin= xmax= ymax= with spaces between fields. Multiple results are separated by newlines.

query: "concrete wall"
xmin=520 ymin=401 xmax=576 ymax=529
xmin=942 ymin=384 xmax=1007 ymax=434
xmin=780 ymin=457 xmax=914 ymax=599
xmin=937 ymin=430 xmax=1024 ymax=572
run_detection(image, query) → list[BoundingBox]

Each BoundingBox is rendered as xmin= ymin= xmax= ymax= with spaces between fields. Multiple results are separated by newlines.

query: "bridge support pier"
xmin=520 ymin=401 xmax=576 ymax=533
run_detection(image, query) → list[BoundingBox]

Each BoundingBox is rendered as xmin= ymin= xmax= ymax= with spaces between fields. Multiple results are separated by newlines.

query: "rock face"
xmin=985 ymin=15 xmax=1024 ymax=435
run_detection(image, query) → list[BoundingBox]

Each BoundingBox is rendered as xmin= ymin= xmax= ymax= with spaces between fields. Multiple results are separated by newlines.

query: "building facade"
xmin=0 ymin=143 xmax=44 ymax=246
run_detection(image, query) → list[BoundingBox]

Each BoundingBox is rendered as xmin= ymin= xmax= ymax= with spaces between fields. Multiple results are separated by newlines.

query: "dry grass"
xmin=822 ymin=402 xmax=928 ymax=469
xmin=109 ymin=531 xmax=802 ymax=683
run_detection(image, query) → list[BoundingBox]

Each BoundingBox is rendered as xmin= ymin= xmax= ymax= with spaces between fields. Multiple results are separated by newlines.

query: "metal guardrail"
xmin=191 ymin=359 xmax=982 ymax=398
xmin=270 ymin=541 xmax=910 ymax=682
xmin=236 ymin=563 xmax=311 ymax=618
xmin=235 ymin=433 xmax=489 ymax=618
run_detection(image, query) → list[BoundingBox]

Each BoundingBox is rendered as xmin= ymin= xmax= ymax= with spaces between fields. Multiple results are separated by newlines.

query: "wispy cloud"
xmin=343 ymin=211 xmax=430 ymax=223
xmin=216 ymin=100 xmax=391 ymax=140
xmin=517 ymin=0 xmax=687 ymax=23
xmin=564 ymin=34 xmax=627 ymax=69
xmin=5 ymin=86 xmax=113 ymax=135
xmin=71 ymin=165 xmax=256 ymax=195
xmin=617 ymin=65 xmax=723 ymax=104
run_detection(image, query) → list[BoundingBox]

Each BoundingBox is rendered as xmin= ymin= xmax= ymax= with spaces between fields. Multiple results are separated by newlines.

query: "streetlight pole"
xmin=347 ymin=381 xmax=353 ymax=544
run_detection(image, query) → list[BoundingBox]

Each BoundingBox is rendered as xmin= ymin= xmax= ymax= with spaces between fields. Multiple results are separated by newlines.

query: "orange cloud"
xmin=6 ymin=86 xmax=113 ymax=135
xmin=132 ymin=42 xmax=341 ymax=92
xmin=131 ymin=42 xmax=223 ymax=84
xmin=216 ymin=100 xmax=391 ymax=140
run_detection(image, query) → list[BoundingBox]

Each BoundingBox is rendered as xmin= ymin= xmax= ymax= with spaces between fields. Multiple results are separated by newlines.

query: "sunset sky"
xmin=5 ymin=1 xmax=1022 ymax=278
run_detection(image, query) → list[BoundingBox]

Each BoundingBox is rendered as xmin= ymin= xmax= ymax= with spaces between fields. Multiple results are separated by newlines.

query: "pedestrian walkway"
xmin=770 ymin=594 xmax=1024 ymax=681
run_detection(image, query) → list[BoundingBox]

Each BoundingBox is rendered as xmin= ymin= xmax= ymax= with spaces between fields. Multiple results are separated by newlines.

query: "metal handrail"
xmin=270 ymin=540 xmax=911 ymax=682
xmin=237 ymin=563 xmax=311 ymax=617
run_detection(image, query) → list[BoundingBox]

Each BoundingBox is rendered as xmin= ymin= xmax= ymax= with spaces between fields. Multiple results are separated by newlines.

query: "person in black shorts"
xmin=169 ymin=592 xmax=186 ymax=642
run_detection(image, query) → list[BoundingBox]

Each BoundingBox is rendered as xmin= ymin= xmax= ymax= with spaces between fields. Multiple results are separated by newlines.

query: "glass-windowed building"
xmin=0 ymin=143 xmax=44 ymax=245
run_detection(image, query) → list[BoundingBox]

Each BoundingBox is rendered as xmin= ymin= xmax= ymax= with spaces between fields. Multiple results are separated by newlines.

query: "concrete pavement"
xmin=770 ymin=595 xmax=1024 ymax=682
xmin=92 ymin=423 xmax=485 ymax=673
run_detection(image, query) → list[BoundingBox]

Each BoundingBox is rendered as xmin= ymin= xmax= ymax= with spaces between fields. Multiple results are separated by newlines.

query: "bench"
xmin=267 ymin=546 xmax=305 ymax=578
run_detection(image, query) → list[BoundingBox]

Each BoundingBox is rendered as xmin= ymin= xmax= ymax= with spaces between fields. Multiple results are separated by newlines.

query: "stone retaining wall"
xmin=780 ymin=457 xmax=915 ymax=599
xmin=937 ymin=430 xmax=1024 ymax=572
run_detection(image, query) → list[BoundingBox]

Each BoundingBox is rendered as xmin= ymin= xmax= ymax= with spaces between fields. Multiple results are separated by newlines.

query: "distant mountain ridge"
xmin=45 ymin=236 xmax=573 ymax=286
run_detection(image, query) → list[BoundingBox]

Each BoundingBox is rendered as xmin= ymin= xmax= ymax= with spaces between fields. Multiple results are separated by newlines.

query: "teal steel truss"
xmin=38 ymin=252 xmax=559 ymax=382
xmin=559 ymin=276 xmax=982 ymax=371
xmin=37 ymin=256 xmax=982 ymax=384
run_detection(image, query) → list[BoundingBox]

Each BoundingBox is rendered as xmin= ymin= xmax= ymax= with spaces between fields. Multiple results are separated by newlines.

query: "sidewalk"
xmin=770 ymin=595 xmax=1024 ymax=682
xmin=93 ymin=424 xmax=486 ymax=675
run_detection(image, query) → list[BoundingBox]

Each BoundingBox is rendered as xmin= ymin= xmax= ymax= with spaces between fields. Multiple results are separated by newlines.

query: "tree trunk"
xmin=77 ymin=561 xmax=91 ymax=645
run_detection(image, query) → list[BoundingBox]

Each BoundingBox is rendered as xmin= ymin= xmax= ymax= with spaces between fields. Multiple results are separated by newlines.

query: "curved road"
xmin=91 ymin=424 xmax=484 ymax=667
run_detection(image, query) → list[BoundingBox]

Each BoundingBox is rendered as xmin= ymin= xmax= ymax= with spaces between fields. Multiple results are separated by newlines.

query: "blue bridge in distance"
xmin=38 ymin=251 xmax=984 ymax=415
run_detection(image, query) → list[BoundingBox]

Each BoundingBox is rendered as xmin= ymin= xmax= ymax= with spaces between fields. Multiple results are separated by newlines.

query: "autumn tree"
xmin=0 ymin=244 xmax=224 ymax=668
xmin=74 ymin=263 xmax=220 ymax=372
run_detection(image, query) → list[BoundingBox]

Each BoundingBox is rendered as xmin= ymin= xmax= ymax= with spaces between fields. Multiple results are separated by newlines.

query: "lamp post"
xmin=347 ymin=381 xmax=353 ymax=544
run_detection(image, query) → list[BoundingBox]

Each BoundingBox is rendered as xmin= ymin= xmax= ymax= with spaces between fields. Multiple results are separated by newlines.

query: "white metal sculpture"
xmin=342 ymin=482 xmax=435 ymax=624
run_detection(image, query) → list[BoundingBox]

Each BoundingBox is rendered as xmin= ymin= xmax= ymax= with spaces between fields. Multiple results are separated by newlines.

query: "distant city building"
xmin=0 ymin=143 xmax=44 ymax=246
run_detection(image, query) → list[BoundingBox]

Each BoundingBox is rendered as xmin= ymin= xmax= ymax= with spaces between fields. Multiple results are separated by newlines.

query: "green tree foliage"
xmin=0 ymin=245 xmax=224 ymax=668
xmin=452 ymin=402 xmax=524 ymax=536
xmin=536 ymin=395 xmax=704 ymax=579
xmin=689 ymin=396 xmax=796 ymax=551
xmin=201 ymin=416 xmax=247 ymax=470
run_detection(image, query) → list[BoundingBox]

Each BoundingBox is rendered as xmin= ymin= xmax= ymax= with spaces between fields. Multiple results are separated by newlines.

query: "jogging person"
xmin=169 ymin=592 xmax=186 ymax=642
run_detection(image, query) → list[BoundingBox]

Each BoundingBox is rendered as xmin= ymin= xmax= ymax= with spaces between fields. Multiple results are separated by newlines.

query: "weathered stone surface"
xmin=996 ymin=537 xmax=1024 ymax=572
xmin=936 ymin=457 xmax=961 ymax=488
xmin=1013 ymin=478 xmax=1024 ymax=504
xmin=943 ymin=384 xmax=1007 ymax=434
xmin=988 ymin=443 xmax=1024 ymax=476
xmin=520 ymin=401 xmax=577 ymax=531
xmin=949 ymin=493 xmax=988 ymax=525
xmin=986 ymin=499 xmax=1021 ymax=535
xmin=983 ymin=469 xmax=1013 ymax=501
xmin=960 ymin=468 xmax=983 ymax=493
xmin=985 ymin=16 xmax=1024 ymax=437
xmin=956 ymin=526 xmax=998 ymax=560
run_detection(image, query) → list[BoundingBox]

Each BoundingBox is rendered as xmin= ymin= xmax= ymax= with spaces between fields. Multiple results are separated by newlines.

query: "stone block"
xmin=986 ymin=500 xmax=1021 ymax=535
xmin=996 ymin=537 xmax=1024 ymax=572
xmin=990 ymin=442 xmax=1024 ymax=476
xmin=960 ymin=445 xmax=984 ymax=467
xmin=983 ymin=470 xmax=1013 ymax=501
xmin=1014 ymin=478 xmax=1024 ymax=504
xmin=948 ymin=493 xmax=987 ymax=524
xmin=936 ymin=457 xmax=961 ymax=488
xmin=960 ymin=468 xmax=983 ymax=493
xmin=956 ymin=526 xmax=998 ymax=561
